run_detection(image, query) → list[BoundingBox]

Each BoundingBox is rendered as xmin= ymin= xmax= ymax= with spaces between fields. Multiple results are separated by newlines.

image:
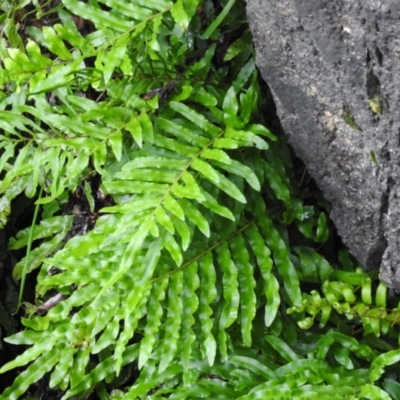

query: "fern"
xmin=1 ymin=0 xmax=400 ymax=399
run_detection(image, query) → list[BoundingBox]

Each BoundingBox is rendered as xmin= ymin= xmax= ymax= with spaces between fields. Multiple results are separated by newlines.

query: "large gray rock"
xmin=246 ymin=0 xmax=400 ymax=289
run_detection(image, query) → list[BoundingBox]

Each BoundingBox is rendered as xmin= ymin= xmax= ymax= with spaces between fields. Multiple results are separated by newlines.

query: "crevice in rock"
xmin=397 ymin=127 xmax=400 ymax=148
xmin=366 ymin=48 xmax=371 ymax=64
xmin=376 ymin=47 xmax=383 ymax=66
xmin=365 ymin=62 xmax=381 ymax=99
xmin=365 ymin=176 xmax=392 ymax=269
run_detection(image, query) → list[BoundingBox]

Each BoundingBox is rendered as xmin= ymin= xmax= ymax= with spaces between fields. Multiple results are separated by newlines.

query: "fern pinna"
xmin=1 ymin=0 xmax=400 ymax=399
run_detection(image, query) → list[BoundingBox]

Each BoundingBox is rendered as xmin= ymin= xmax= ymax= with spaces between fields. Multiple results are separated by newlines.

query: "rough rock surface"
xmin=246 ymin=1 xmax=400 ymax=289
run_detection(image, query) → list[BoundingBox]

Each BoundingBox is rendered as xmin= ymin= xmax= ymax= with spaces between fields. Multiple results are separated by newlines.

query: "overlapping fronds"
xmin=289 ymin=266 xmax=395 ymax=335
xmin=1 ymin=0 xmax=400 ymax=399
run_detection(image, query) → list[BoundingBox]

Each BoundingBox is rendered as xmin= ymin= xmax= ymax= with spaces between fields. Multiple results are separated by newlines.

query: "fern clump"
xmin=1 ymin=0 xmax=400 ymax=399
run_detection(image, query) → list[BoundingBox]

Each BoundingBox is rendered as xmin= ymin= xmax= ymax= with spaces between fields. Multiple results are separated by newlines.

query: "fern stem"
xmin=17 ymin=186 xmax=43 ymax=311
xmin=152 ymin=219 xmax=254 ymax=283
xmin=200 ymin=0 xmax=236 ymax=39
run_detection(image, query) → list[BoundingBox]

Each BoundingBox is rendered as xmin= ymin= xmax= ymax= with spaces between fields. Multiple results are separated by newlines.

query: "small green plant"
xmin=369 ymin=94 xmax=382 ymax=114
xmin=343 ymin=108 xmax=362 ymax=131
xmin=1 ymin=1 xmax=400 ymax=399
xmin=370 ymin=150 xmax=378 ymax=165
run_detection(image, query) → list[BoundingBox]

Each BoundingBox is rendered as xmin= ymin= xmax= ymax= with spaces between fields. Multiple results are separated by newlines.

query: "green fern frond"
xmin=1 ymin=0 xmax=399 ymax=399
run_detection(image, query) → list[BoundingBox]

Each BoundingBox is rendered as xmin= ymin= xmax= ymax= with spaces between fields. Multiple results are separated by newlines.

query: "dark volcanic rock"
xmin=247 ymin=1 xmax=400 ymax=289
